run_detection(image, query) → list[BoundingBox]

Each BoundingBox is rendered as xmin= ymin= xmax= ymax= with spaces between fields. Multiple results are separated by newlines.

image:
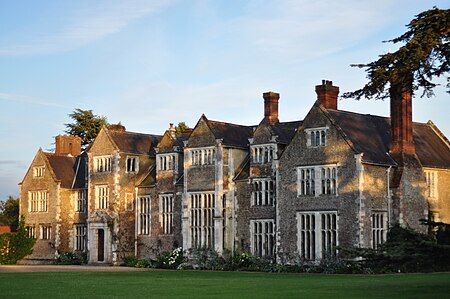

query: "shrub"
xmin=0 ymin=215 xmax=35 ymax=265
xmin=56 ymin=252 xmax=87 ymax=265
xmin=156 ymin=247 xmax=185 ymax=269
xmin=124 ymin=256 xmax=139 ymax=267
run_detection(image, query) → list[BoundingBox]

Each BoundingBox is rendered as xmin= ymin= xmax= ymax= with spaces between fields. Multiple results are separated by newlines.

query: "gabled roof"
xmin=136 ymin=165 xmax=156 ymax=187
xmin=234 ymin=155 xmax=250 ymax=181
xmin=108 ymin=129 xmax=162 ymax=156
xmin=270 ymin=120 xmax=302 ymax=144
xmin=206 ymin=117 xmax=255 ymax=148
xmin=44 ymin=153 xmax=77 ymax=188
xmin=326 ymin=109 xmax=450 ymax=168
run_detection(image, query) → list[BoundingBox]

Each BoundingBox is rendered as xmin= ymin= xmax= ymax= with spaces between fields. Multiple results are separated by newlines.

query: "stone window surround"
xmin=33 ymin=166 xmax=45 ymax=177
xmin=250 ymin=219 xmax=275 ymax=257
xmin=137 ymin=196 xmax=151 ymax=235
xmin=40 ymin=224 xmax=52 ymax=240
xmin=305 ymin=126 xmax=329 ymax=147
xmin=188 ymin=146 xmax=216 ymax=167
xmin=157 ymin=153 xmax=176 ymax=171
xmin=159 ymin=193 xmax=174 ymax=235
xmin=424 ymin=169 xmax=438 ymax=199
xmin=95 ymin=185 xmax=109 ymax=210
xmin=296 ymin=164 xmax=339 ymax=197
xmin=371 ymin=211 xmax=387 ymax=249
xmin=251 ymin=144 xmax=276 ymax=164
xmin=188 ymin=192 xmax=215 ymax=249
xmin=28 ymin=190 xmax=48 ymax=212
xmin=251 ymin=178 xmax=275 ymax=206
xmin=74 ymin=224 xmax=87 ymax=251
xmin=93 ymin=155 xmax=112 ymax=173
xmin=297 ymin=211 xmax=338 ymax=261
xmin=76 ymin=189 xmax=86 ymax=213
xmin=126 ymin=156 xmax=139 ymax=173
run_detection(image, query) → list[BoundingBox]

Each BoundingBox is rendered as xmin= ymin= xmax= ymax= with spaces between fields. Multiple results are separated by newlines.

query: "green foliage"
xmin=65 ymin=108 xmax=108 ymax=149
xmin=346 ymin=224 xmax=450 ymax=273
xmin=156 ymin=247 xmax=184 ymax=269
xmin=0 ymin=196 xmax=19 ymax=226
xmin=174 ymin=122 xmax=189 ymax=135
xmin=344 ymin=7 xmax=450 ymax=100
xmin=56 ymin=252 xmax=87 ymax=265
xmin=0 ymin=215 xmax=35 ymax=264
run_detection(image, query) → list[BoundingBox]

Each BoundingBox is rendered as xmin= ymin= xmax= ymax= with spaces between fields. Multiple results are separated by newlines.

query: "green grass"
xmin=0 ymin=270 xmax=449 ymax=298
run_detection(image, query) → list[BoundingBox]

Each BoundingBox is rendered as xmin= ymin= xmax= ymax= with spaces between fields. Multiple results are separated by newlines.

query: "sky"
xmin=0 ymin=0 xmax=449 ymax=200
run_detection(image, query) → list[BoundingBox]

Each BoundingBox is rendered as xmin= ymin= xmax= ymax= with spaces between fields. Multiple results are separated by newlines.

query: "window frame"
xmin=250 ymin=219 xmax=275 ymax=257
xmin=251 ymin=144 xmax=276 ymax=164
xmin=296 ymin=164 xmax=338 ymax=197
xmin=159 ymin=194 xmax=174 ymax=235
xmin=33 ymin=166 xmax=45 ymax=178
xmin=305 ymin=127 xmax=329 ymax=147
xmin=95 ymin=185 xmax=109 ymax=210
xmin=93 ymin=155 xmax=112 ymax=173
xmin=137 ymin=196 xmax=151 ymax=235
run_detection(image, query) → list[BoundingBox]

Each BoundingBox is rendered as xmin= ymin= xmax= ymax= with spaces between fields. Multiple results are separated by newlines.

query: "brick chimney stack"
xmin=55 ymin=135 xmax=81 ymax=156
xmin=315 ymin=80 xmax=339 ymax=110
xmin=389 ymin=80 xmax=416 ymax=156
xmin=169 ymin=123 xmax=176 ymax=138
xmin=263 ymin=91 xmax=279 ymax=125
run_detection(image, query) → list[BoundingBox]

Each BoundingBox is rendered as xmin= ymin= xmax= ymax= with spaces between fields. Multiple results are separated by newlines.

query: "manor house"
xmin=19 ymin=80 xmax=450 ymax=264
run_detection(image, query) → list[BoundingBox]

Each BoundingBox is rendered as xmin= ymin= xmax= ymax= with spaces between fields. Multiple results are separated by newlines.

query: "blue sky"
xmin=0 ymin=0 xmax=449 ymax=200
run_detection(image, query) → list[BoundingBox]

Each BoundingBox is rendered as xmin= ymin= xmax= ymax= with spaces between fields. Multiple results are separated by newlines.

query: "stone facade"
xmin=20 ymin=81 xmax=450 ymax=264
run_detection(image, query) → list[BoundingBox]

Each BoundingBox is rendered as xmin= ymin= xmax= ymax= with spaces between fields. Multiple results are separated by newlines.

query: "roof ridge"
xmin=207 ymin=119 xmax=255 ymax=128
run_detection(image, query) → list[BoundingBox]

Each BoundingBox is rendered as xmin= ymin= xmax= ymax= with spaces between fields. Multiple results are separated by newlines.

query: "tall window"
xmin=190 ymin=148 xmax=215 ymax=166
xmin=424 ymin=170 xmax=438 ymax=199
xmin=157 ymin=154 xmax=175 ymax=171
xmin=298 ymin=211 xmax=338 ymax=260
xmin=371 ymin=212 xmax=387 ymax=249
xmin=94 ymin=156 xmax=112 ymax=172
xmin=29 ymin=191 xmax=48 ymax=212
xmin=252 ymin=179 xmax=275 ymax=206
xmin=138 ymin=197 xmax=151 ymax=235
xmin=33 ymin=166 xmax=45 ymax=177
xmin=298 ymin=168 xmax=315 ymax=196
xmin=251 ymin=144 xmax=275 ymax=164
xmin=41 ymin=225 xmax=51 ymax=240
xmin=251 ymin=220 xmax=275 ymax=257
xmin=190 ymin=193 xmax=214 ymax=248
xmin=76 ymin=190 xmax=86 ymax=213
xmin=159 ymin=194 xmax=174 ymax=235
xmin=126 ymin=157 xmax=138 ymax=173
xmin=297 ymin=165 xmax=338 ymax=197
xmin=74 ymin=225 xmax=87 ymax=251
xmin=95 ymin=185 xmax=109 ymax=210
xmin=321 ymin=167 xmax=337 ymax=195
xmin=26 ymin=225 xmax=36 ymax=238
xmin=306 ymin=127 xmax=328 ymax=147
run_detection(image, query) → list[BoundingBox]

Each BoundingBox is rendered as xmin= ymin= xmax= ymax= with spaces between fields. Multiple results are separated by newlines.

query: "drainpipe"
xmin=386 ymin=166 xmax=392 ymax=227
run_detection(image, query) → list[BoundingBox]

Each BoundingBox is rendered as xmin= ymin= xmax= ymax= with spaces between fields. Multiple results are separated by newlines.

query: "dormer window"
xmin=251 ymin=144 xmax=275 ymax=164
xmin=158 ymin=154 xmax=176 ymax=171
xmin=306 ymin=127 xmax=328 ymax=147
xmin=33 ymin=166 xmax=45 ymax=177
xmin=126 ymin=156 xmax=138 ymax=173
xmin=94 ymin=156 xmax=112 ymax=172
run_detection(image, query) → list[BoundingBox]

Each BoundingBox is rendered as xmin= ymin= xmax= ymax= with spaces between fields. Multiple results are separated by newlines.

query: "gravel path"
xmin=0 ymin=265 xmax=148 ymax=273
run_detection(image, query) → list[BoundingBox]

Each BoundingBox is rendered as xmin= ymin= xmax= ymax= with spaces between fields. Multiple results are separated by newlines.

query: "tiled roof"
xmin=327 ymin=109 xmax=450 ymax=168
xmin=109 ymin=130 xmax=162 ymax=156
xmin=44 ymin=153 xmax=77 ymax=188
xmin=207 ymin=119 xmax=255 ymax=148
xmin=175 ymin=131 xmax=191 ymax=148
xmin=271 ymin=120 xmax=302 ymax=144
xmin=234 ymin=155 xmax=250 ymax=181
xmin=72 ymin=154 xmax=87 ymax=189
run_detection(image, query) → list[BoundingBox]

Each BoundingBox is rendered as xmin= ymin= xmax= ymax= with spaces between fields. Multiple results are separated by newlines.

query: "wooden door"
xmin=97 ymin=229 xmax=104 ymax=262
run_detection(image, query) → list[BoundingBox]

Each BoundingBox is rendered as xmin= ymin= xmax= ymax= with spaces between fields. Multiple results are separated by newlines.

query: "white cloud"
xmin=0 ymin=0 xmax=174 ymax=56
xmin=0 ymin=92 xmax=67 ymax=108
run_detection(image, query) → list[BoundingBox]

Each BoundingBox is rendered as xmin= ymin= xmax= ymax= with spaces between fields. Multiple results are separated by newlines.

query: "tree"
xmin=0 ymin=196 xmax=19 ymax=226
xmin=65 ymin=109 xmax=108 ymax=149
xmin=0 ymin=215 xmax=35 ymax=264
xmin=175 ymin=122 xmax=189 ymax=135
xmin=343 ymin=7 xmax=449 ymax=100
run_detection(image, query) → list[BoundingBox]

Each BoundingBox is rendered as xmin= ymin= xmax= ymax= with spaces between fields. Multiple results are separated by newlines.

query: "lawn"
xmin=0 ymin=270 xmax=449 ymax=299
